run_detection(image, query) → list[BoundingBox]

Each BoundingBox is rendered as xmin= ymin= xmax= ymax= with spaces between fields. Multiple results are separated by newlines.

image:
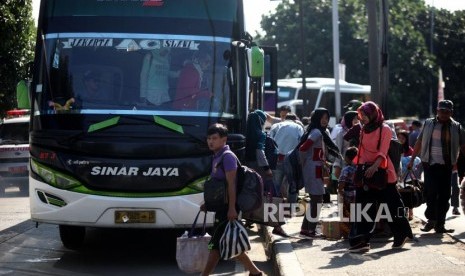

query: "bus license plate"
xmin=115 ymin=210 xmax=155 ymax=223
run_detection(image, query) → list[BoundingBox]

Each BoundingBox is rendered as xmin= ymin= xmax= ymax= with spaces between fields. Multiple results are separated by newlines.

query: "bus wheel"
xmin=59 ymin=225 xmax=86 ymax=249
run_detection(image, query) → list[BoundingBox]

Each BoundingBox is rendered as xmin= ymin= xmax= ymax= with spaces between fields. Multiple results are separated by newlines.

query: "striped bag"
xmin=219 ymin=220 xmax=251 ymax=260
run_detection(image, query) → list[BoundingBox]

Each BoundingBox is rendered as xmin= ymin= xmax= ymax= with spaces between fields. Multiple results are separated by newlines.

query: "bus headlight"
xmin=31 ymin=159 xmax=81 ymax=189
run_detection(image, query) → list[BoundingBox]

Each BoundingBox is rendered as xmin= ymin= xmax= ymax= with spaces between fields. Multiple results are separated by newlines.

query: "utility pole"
xmin=380 ymin=0 xmax=389 ymax=117
xmin=299 ymin=0 xmax=307 ymax=104
xmin=429 ymin=1 xmax=435 ymax=117
xmin=367 ymin=0 xmax=380 ymax=105
xmin=332 ymin=0 xmax=341 ymax=121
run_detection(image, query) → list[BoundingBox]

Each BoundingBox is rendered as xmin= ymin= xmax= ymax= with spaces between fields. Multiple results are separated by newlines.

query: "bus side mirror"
xmin=246 ymin=45 xmax=264 ymax=79
xmin=16 ymin=80 xmax=31 ymax=109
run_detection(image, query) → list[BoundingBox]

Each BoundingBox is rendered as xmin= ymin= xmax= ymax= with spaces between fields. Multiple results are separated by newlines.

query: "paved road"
xmin=262 ymin=195 xmax=465 ymax=276
xmin=0 ymin=188 xmax=274 ymax=275
xmin=0 ymin=188 xmax=30 ymax=232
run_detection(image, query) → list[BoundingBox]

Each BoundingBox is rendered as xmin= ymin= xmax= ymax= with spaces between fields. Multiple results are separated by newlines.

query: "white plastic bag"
xmin=176 ymin=211 xmax=210 ymax=274
xmin=219 ymin=220 xmax=251 ymax=260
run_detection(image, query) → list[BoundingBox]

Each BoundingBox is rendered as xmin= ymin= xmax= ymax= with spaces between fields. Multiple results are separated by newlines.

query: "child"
xmin=337 ymin=147 xmax=358 ymax=239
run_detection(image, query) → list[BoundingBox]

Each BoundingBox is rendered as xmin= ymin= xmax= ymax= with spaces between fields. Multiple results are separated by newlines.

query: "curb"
xmin=259 ymin=224 xmax=304 ymax=276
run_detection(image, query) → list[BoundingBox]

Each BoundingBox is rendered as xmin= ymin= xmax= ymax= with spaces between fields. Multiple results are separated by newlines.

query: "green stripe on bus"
xmin=70 ymin=185 xmax=203 ymax=198
xmin=88 ymin=116 xmax=120 ymax=133
xmin=67 ymin=176 xmax=206 ymax=198
xmin=153 ymin=116 xmax=184 ymax=134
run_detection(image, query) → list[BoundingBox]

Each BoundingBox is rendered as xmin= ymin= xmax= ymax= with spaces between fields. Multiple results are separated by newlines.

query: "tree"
xmin=256 ymin=0 xmax=465 ymax=122
xmin=419 ymin=9 xmax=465 ymax=123
xmin=0 ymin=0 xmax=35 ymax=116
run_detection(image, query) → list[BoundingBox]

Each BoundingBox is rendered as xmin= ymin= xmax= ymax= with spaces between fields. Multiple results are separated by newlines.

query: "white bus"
xmin=277 ymin=78 xmax=371 ymax=126
xmin=26 ymin=0 xmax=274 ymax=249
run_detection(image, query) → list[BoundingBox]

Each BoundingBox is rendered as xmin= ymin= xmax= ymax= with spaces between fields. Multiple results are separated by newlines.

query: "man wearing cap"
xmin=408 ymin=100 xmax=465 ymax=233
xmin=78 ymin=70 xmax=111 ymax=105
xmin=344 ymin=99 xmax=363 ymax=111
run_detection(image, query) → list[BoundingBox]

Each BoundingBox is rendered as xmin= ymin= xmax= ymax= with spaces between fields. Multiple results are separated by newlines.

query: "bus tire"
xmin=59 ymin=225 xmax=85 ymax=249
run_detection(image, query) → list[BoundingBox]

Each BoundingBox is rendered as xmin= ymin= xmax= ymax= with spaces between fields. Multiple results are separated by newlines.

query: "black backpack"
xmin=264 ymin=134 xmax=278 ymax=170
xmin=217 ymin=150 xmax=264 ymax=212
xmin=283 ymin=147 xmax=304 ymax=194
xmin=377 ymin=125 xmax=402 ymax=174
xmin=283 ymin=131 xmax=310 ymax=195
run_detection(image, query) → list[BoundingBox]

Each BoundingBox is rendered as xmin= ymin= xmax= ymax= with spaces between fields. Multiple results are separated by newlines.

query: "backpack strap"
xmin=377 ymin=124 xmax=384 ymax=150
xmin=215 ymin=150 xmax=240 ymax=173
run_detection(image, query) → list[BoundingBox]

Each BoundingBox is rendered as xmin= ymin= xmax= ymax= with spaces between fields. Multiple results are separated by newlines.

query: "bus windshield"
xmin=35 ymin=0 xmax=240 ymax=121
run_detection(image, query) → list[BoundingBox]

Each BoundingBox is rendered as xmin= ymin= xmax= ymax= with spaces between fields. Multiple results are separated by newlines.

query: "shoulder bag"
xmin=353 ymin=127 xmax=388 ymax=190
xmin=204 ymin=153 xmax=230 ymax=212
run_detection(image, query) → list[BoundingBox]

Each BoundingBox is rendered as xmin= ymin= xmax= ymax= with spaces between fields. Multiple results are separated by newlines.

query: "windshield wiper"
xmin=0 ymin=139 xmax=26 ymax=145
xmin=58 ymin=116 xmax=121 ymax=146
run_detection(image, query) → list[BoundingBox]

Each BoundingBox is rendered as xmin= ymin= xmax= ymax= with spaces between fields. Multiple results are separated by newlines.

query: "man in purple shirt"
xmin=200 ymin=123 xmax=262 ymax=276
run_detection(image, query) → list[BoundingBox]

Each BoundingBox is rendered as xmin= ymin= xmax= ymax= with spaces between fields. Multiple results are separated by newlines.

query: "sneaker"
xmin=434 ymin=226 xmax=455 ymax=233
xmin=420 ymin=220 xmax=436 ymax=232
xmin=392 ymin=236 xmax=409 ymax=249
xmin=349 ymin=242 xmax=370 ymax=253
xmin=272 ymin=227 xmax=289 ymax=237
xmin=452 ymin=207 xmax=460 ymax=216
xmin=244 ymin=222 xmax=254 ymax=229
xmin=300 ymin=230 xmax=326 ymax=239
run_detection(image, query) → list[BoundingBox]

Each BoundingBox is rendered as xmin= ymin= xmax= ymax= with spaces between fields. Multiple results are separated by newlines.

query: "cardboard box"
xmin=321 ymin=220 xmax=341 ymax=240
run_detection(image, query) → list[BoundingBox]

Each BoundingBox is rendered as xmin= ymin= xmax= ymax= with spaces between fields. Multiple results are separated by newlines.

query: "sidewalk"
xmin=261 ymin=195 xmax=465 ymax=276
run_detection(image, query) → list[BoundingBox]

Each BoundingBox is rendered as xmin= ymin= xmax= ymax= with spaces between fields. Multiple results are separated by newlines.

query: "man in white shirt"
xmin=269 ymin=113 xmax=304 ymax=202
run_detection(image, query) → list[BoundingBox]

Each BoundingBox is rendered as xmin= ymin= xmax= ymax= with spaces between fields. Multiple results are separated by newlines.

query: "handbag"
xmin=241 ymin=193 xmax=286 ymax=227
xmin=242 ymin=178 xmax=285 ymax=227
xmin=176 ymin=210 xmax=210 ymax=273
xmin=353 ymin=129 xmax=388 ymax=190
xmin=397 ymin=170 xmax=424 ymax=208
xmin=203 ymin=177 xmax=228 ymax=212
xmin=219 ymin=220 xmax=251 ymax=260
xmin=354 ymin=163 xmax=387 ymax=190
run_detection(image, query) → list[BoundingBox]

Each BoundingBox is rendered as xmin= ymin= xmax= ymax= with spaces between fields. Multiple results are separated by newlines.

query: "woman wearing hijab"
xmin=299 ymin=108 xmax=342 ymax=238
xmin=349 ymin=101 xmax=413 ymax=253
xmin=245 ymin=110 xmax=288 ymax=237
xmin=245 ymin=110 xmax=271 ymax=176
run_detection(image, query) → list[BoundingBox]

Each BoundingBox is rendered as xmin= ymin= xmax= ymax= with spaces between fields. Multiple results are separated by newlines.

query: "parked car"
xmin=0 ymin=110 xmax=30 ymax=196
xmin=385 ymin=118 xmax=409 ymax=133
xmin=277 ymin=78 xmax=371 ymax=127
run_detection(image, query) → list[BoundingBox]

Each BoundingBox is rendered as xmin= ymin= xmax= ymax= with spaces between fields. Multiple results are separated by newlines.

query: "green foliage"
xmin=256 ymin=0 xmax=465 ymax=123
xmin=0 ymin=0 xmax=36 ymax=116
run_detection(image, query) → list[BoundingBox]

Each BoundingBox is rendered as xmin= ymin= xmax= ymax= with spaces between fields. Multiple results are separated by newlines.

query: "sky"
xmin=32 ymin=0 xmax=465 ymax=33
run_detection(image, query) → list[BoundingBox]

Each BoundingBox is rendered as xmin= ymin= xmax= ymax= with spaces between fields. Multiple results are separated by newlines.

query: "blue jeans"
xmin=273 ymin=160 xmax=298 ymax=203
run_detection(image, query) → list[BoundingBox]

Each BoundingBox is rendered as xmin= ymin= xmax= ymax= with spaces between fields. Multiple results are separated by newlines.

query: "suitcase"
xmin=321 ymin=219 xmax=341 ymax=240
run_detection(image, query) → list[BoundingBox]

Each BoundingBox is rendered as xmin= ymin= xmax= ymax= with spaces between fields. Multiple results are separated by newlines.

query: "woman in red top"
xmin=173 ymin=51 xmax=212 ymax=109
xmin=348 ymin=101 xmax=413 ymax=253
xmin=397 ymin=130 xmax=414 ymax=157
